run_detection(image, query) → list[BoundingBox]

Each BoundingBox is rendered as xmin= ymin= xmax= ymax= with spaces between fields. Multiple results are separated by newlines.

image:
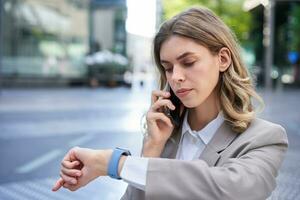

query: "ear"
xmin=218 ymin=47 xmax=231 ymax=72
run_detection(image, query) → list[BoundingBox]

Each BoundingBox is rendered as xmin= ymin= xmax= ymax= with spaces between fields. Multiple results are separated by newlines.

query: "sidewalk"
xmin=0 ymin=87 xmax=299 ymax=199
xmin=259 ymin=89 xmax=300 ymax=200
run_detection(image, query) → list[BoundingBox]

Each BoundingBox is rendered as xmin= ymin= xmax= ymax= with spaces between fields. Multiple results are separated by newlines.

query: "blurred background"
xmin=0 ymin=0 xmax=299 ymax=199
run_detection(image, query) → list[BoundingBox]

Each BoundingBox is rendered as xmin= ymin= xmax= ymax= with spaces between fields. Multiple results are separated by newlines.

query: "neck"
xmin=188 ymin=89 xmax=221 ymax=131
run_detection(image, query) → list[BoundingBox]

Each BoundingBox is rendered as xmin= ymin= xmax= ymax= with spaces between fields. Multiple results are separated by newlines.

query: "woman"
xmin=52 ymin=7 xmax=288 ymax=200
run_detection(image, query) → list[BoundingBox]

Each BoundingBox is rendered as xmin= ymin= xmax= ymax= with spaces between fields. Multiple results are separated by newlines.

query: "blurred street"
xmin=260 ymin=89 xmax=300 ymax=200
xmin=0 ymin=87 xmax=299 ymax=200
xmin=0 ymin=87 xmax=150 ymax=199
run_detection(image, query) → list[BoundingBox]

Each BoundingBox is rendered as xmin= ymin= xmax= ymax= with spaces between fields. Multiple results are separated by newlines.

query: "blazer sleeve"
xmin=145 ymin=125 xmax=288 ymax=200
xmin=121 ymin=185 xmax=145 ymax=200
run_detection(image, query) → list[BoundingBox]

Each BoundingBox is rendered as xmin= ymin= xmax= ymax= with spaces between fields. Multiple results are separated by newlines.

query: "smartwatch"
xmin=108 ymin=147 xmax=131 ymax=180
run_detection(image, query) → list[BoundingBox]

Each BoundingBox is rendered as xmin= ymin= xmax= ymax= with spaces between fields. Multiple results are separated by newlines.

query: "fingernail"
xmin=71 ymin=179 xmax=76 ymax=184
xmin=76 ymin=172 xmax=81 ymax=176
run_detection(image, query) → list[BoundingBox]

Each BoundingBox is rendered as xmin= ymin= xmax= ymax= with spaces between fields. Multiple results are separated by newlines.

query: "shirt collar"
xmin=181 ymin=110 xmax=224 ymax=145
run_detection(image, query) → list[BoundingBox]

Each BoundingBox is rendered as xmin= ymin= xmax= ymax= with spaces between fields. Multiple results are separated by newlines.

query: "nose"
xmin=171 ymin=65 xmax=185 ymax=83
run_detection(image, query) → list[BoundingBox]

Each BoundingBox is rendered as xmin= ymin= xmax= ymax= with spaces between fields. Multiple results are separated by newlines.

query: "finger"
xmin=60 ymin=172 xmax=78 ymax=185
xmin=151 ymin=90 xmax=170 ymax=105
xmin=61 ymin=160 xmax=80 ymax=169
xmin=62 ymin=149 xmax=73 ymax=162
xmin=151 ymin=99 xmax=175 ymax=112
xmin=147 ymin=112 xmax=173 ymax=127
xmin=61 ymin=167 xmax=82 ymax=177
xmin=63 ymin=147 xmax=80 ymax=163
xmin=69 ymin=147 xmax=81 ymax=162
xmin=63 ymin=182 xmax=79 ymax=192
xmin=52 ymin=178 xmax=64 ymax=192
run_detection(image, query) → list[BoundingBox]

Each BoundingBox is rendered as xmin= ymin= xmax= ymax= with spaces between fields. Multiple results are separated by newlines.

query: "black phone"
xmin=163 ymin=84 xmax=181 ymax=127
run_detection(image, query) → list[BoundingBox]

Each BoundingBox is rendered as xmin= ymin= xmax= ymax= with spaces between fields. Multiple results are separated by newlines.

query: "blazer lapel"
xmin=161 ymin=125 xmax=182 ymax=159
xmin=199 ymin=122 xmax=238 ymax=166
xmin=152 ymin=108 xmax=187 ymax=159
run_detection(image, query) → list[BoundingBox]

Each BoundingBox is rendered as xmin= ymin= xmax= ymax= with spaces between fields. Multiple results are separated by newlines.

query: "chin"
xmin=181 ymin=100 xmax=199 ymax=108
xmin=181 ymin=94 xmax=207 ymax=108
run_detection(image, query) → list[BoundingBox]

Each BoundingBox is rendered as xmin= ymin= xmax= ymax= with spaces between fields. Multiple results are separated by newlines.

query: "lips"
xmin=176 ymin=88 xmax=193 ymax=97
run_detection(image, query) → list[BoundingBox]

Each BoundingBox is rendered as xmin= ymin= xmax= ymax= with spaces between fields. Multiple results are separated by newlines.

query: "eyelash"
xmin=164 ymin=68 xmax=172 ymax=73
xmin=163 ymin=61 xmax=195 ymax=73
xmin=183 ymin=62 xmax=195 ymax=67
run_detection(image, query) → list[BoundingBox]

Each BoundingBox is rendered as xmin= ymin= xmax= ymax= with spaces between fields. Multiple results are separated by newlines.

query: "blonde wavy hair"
xmin=153 ymin=7 xmax=264 ymax=133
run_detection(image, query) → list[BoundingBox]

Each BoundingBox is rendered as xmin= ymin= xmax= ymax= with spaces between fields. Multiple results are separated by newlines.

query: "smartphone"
xmin=162 ymin=83 xmax=181 ymax=127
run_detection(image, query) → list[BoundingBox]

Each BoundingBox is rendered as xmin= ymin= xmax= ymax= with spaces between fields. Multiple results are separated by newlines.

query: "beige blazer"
xmin=121 ymin=118 xmax=288 ymax=200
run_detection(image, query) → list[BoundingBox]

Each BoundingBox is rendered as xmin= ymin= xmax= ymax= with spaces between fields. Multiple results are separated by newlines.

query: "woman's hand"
xmin=52 ymin=147 xmax=113 ymax=192
xmin=142 ymin=90 xmax=175 ymax=157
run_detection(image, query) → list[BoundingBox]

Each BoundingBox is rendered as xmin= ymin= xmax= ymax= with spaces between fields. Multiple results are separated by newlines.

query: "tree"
xmin=288 ymin=4 xmax=300 ymax=52
xmin=162 ymin=0 xmax=252 ymax=44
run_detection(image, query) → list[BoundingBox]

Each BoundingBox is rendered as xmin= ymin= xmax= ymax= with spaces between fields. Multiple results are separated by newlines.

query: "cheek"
xmin=165 ymin=73 xmax=172 ymax=85
xmin=208 ymin=67 xmax=220 ymax=86
xmin=193 ymin=62 xmax=220 ymax=90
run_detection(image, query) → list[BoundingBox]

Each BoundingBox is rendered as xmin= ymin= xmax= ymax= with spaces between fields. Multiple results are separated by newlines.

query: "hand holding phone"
xmin=142 ymin=85 xmax=182 ymax=156
xmin=162 ymin=84 xmax=181 ymax=128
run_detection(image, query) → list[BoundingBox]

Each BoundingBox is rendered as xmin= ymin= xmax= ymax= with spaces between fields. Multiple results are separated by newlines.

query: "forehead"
xmin=160 ymin=35 xmax=208 ymax=60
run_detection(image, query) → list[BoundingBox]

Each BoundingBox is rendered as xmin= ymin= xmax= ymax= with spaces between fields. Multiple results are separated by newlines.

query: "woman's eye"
xmin=183 ymin=62 xmax=195 ymax=67
xmin=165 ymin=68 xmax=173 ymax=73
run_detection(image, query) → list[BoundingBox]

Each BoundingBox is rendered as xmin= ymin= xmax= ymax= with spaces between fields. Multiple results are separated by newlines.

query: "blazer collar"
xmin=161 ymin=116 xmax=238 ymax=165
xmin=199 ymin=121 xmax=238 ymax=166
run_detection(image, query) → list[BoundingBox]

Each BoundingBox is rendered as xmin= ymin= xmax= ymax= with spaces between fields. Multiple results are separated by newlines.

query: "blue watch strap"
xmin=108 ymin=147 xmax=131 ymax=180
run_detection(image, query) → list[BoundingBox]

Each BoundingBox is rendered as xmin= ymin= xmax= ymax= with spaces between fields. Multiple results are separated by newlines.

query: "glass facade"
xmin=0 ymin=0 xmax=89 ymax=80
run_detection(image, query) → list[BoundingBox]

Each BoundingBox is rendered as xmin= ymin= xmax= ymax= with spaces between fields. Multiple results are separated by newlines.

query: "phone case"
xmin=163 ymin=84 xmax=181 ymax=127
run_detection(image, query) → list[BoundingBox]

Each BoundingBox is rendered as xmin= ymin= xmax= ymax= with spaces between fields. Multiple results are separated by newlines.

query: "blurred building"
xmin=0 ymin=0 xmax=129 ymax=87
xmin=0 ymin=0 xmax=89 ymax=86
xmin=126 ymin=0 xmax=162 ymax=91
xmin=87 ymin=0 xmax=128 ymax=86
xmin=245 ymin=0 xmax=300 ymax=88
xmin=89 ymin=0 xmax=126 ymax=55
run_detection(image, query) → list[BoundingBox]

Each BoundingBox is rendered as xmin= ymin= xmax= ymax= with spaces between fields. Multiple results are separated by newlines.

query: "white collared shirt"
xmin=120 ymin=111 xmax=224 ymax=191
xmin=176 ymin=111 xmax=224 ymax=160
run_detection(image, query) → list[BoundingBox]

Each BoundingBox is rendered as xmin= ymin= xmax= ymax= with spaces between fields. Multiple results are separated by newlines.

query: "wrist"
xmin=118 ymin=155 xmax=128 ymax=177
xmin=95 ymin=149 xmax=113 ymax=177
xmin=142 ymin=139 xmax=166 ymax=157
xmin=105 ymin=149 xmax=113 ymax=175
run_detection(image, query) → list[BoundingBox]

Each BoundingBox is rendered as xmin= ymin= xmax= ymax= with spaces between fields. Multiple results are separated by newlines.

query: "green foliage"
xmin=289 ymin=5 xmax=300 ymax=51
xmin=162 ymin=0 xmax=252 ymax=44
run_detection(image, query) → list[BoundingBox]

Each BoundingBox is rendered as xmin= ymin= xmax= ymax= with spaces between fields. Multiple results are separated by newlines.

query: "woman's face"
xmin=160 ymin=35 xmax=221 ymax=108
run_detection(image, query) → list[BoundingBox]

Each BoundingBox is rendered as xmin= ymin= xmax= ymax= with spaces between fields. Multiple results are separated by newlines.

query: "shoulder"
xmin=234 ymin=118 xmax=288 ymax=147
xmin=248 ymin=118 xmax=286 ymax=134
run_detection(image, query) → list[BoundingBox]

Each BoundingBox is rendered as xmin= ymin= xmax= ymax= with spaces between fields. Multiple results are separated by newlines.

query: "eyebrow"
xmin=160 ymin=52 xmax=195 ymax=64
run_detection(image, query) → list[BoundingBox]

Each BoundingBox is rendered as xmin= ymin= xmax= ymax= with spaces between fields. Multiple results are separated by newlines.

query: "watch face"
xmin=117 ymin=148 xmax=131 ymax=156
xmin=122 ymin=151 xmax=130 ymax=156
